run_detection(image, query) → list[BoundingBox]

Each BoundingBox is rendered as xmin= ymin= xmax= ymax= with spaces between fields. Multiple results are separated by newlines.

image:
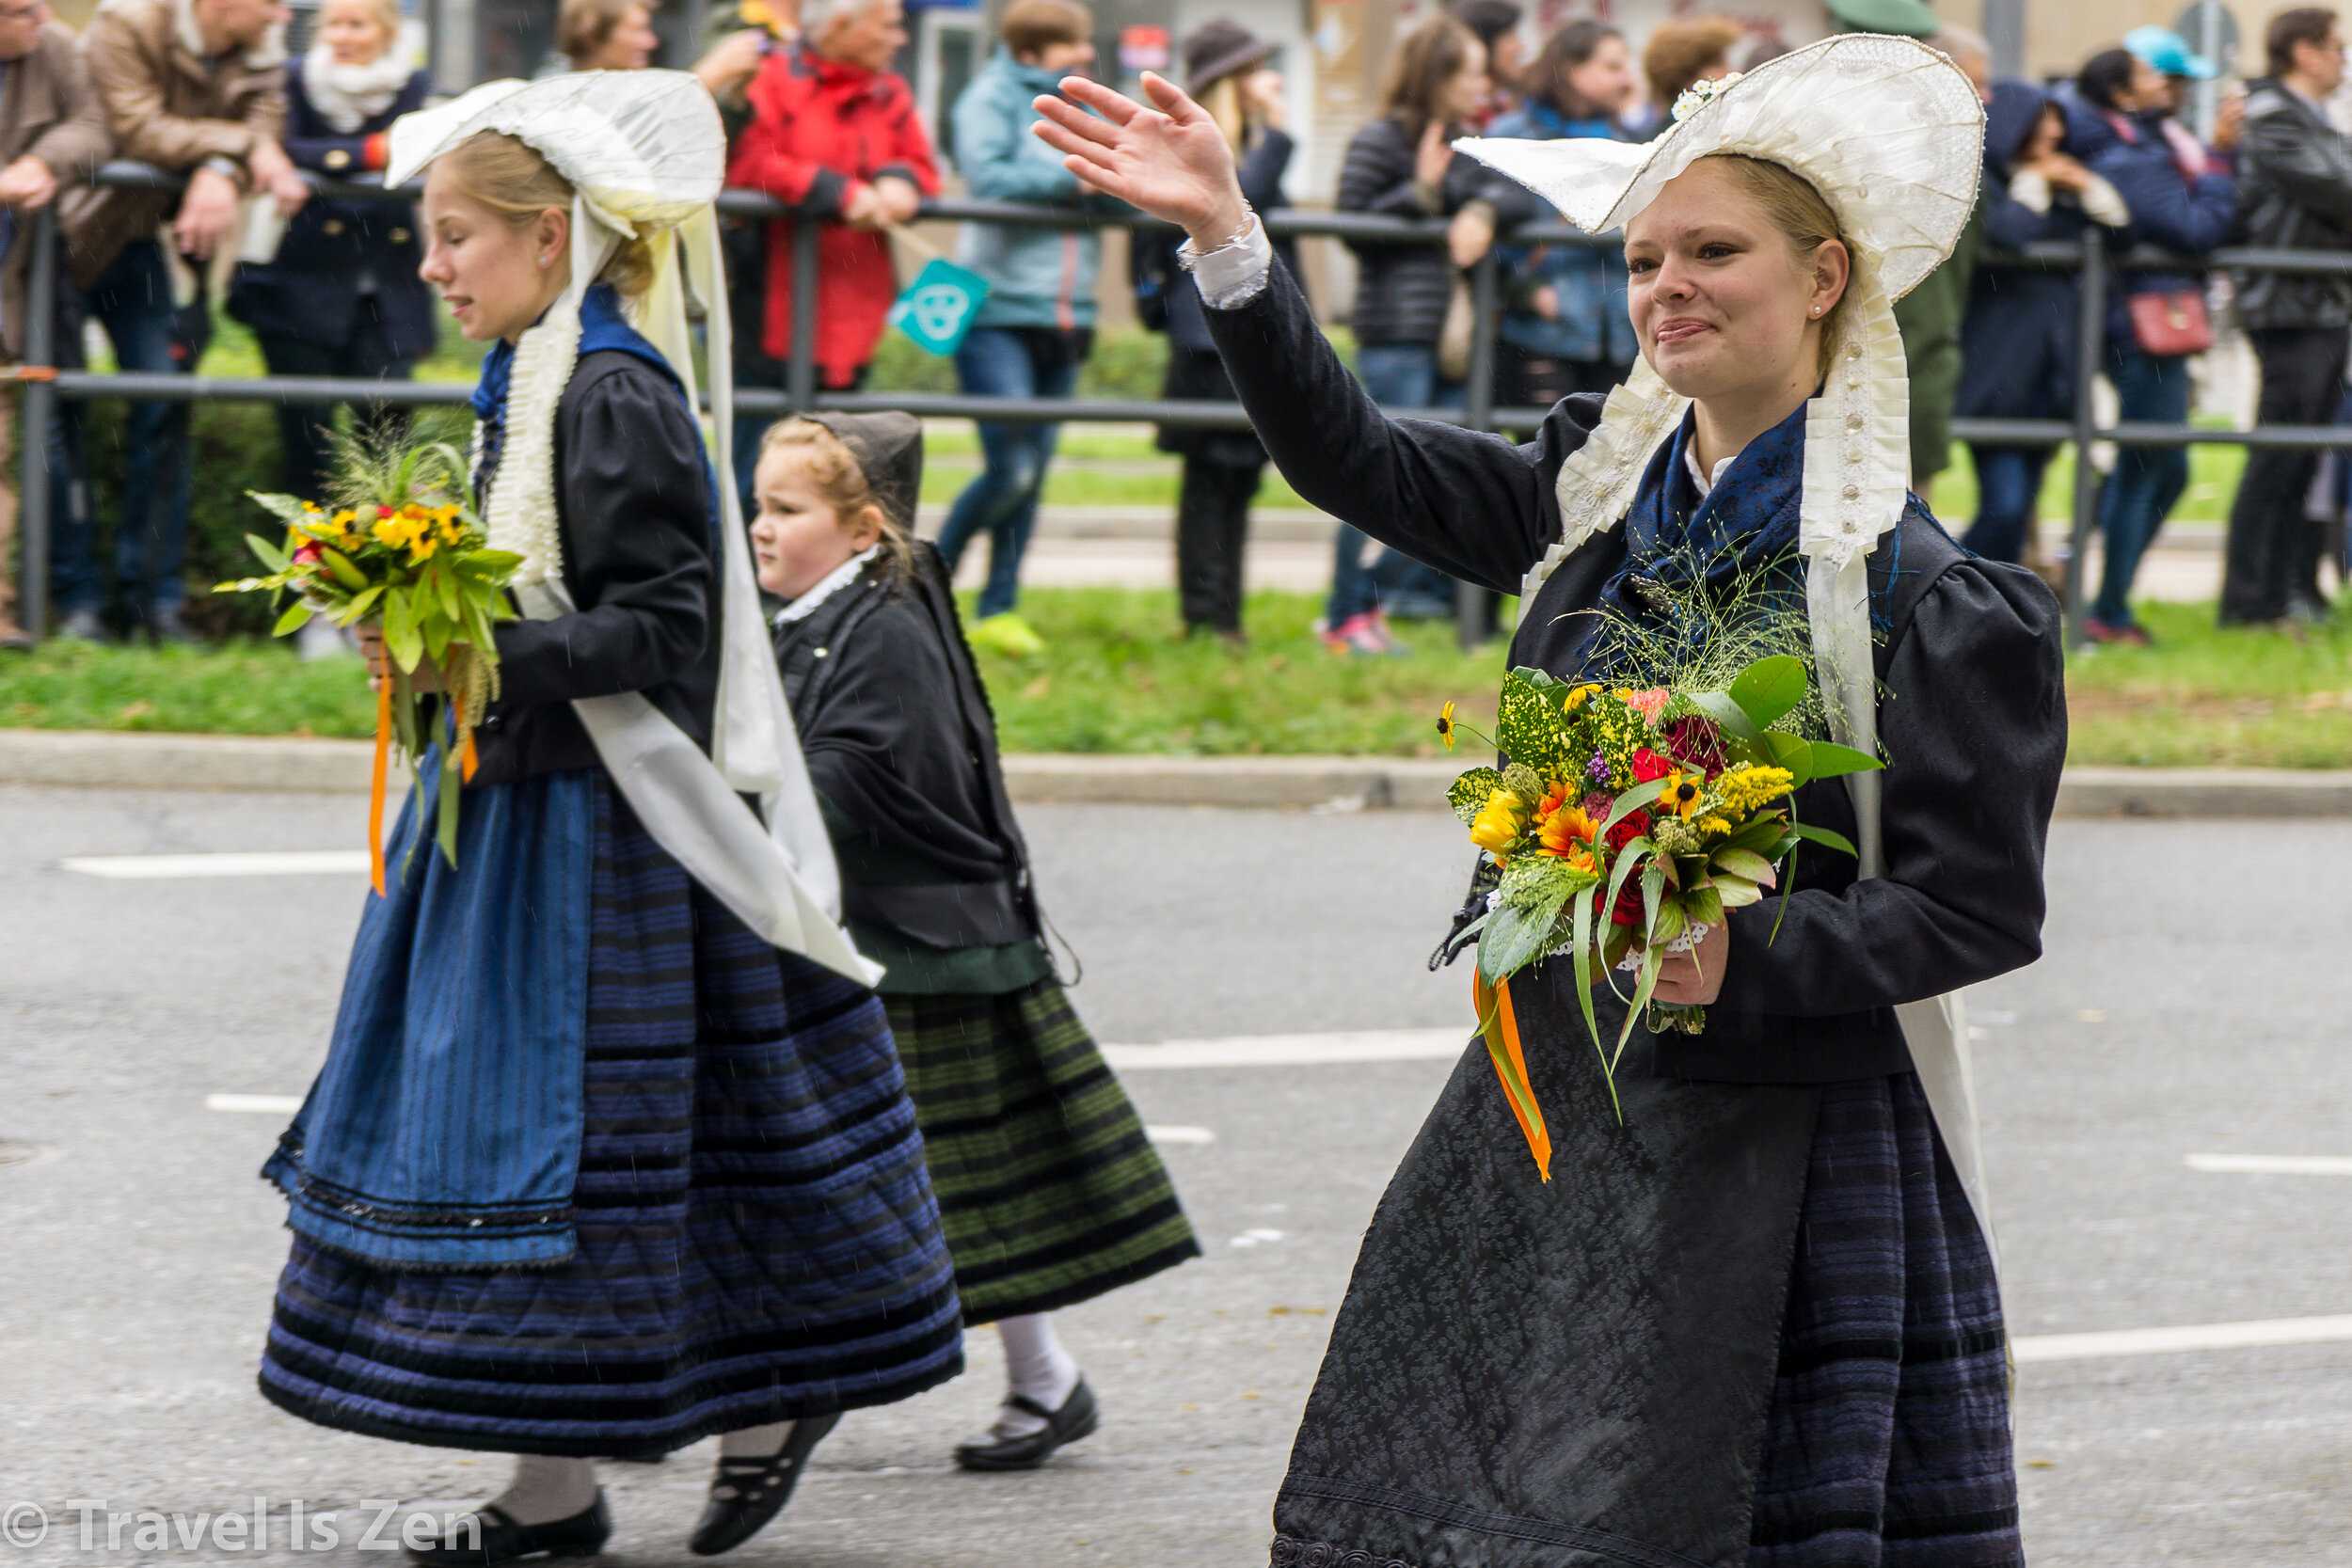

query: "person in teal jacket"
xmin=937 ymin=0 xmax=1105 ymax=655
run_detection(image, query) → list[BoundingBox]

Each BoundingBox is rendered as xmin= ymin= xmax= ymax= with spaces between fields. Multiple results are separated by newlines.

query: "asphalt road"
xmin=3 ymin=788 xmax=2351 ymax=1566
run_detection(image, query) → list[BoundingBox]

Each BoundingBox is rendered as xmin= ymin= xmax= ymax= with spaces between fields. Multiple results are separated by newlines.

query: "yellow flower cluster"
xmin=372 ymin=502 xmax=469 ymax=562
xmin=294 ymin=501 xmax=366 ymax=553
xmin=1710 ymin=764 xmax=1798 ymax=817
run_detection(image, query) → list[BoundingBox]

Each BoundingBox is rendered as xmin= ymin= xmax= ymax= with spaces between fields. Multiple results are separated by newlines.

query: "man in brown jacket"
xmin=0 ymin=0 xmax=108 ymax=647
xmin=54 ymin=0 xmax=303 ymax=642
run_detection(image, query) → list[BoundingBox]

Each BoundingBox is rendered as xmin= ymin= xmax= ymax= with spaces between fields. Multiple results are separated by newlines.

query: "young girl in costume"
xmin=750 ymin=411 xmax=1202 ymax=1471
xmin=255 ymin=73 xmax=961 ymax=1566
xmin=1041 ymin=36 xmax=2056 ymax=1568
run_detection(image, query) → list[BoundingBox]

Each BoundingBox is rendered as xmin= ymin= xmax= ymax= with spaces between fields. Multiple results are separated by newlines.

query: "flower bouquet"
xmin=1438 ymin=654 xmax=1883 ymax=1173
xmin=215 ymin=440 xmax=521 ymax=894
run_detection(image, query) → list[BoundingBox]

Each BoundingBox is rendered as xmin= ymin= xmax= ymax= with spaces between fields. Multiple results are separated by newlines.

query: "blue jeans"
xmin=1329 ymin=344 xmax=1463 ymax=624
xmin=2092 ymin=345 xmax=2193 ymax=627
xmin=934 ymin=327 xmax=1076 ymax=619
xmin=1960 ymin=447 xmax=2050 ymax=564
xmin=55 ymin=241 xmax=195 ymax=617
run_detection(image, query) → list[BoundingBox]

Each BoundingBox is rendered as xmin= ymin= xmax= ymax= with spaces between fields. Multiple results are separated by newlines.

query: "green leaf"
xmin=333 ymin=584 xmax=386 ymax=626
xmin=1724 ymin=813 xmax=1790 ymax=855
xmin=382 ymin=588 xmax=422 ymax=672
xmin=1712 ymin=847 xmax=1778 ymax=884
xmin=420 ymin=608 xmax=452 ymax=662
xmin=271 ymin=599 xmax=314 ymax=636
xmin=1685 ymin=885 xmax=1725 ymax=927
xmin=435 ymin=561 xmax=462 ymax=623
xmin=1760 ymin=729 xmax=1815 ymax=785
xmin=1791 ymin=822 xmax=1859 ymax=857
xmin=1478 ymin=877 xmax=1576 ymax=984
xmin=1448 ymin=767 xmax=1505 ymax=825
xmin=1804 ymin=740 xmax=1884 ymax=779
xmin=1692 ymin=689 xmax=1763 ymax=747
xmin=244 ymin=531 xmax=293 ymax=573
xmin=1729 ymin=655 xmax=1807 ymax=729
xmin=1494 ymin=667 xmax=1584 ymax=780
xmin=1712 ymin=873 xmax=1763 ymax=908
xmin=1649 ymin=894 xmax=1686 ymax=947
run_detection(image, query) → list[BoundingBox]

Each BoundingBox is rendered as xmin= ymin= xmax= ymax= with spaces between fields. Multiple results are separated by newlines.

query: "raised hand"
xmin=1030 ymin=71 xmax=1250 ymax=248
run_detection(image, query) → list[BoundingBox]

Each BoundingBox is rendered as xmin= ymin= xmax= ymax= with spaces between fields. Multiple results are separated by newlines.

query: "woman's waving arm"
xmin=1032 ymin=71 xmax=1594 ymax=592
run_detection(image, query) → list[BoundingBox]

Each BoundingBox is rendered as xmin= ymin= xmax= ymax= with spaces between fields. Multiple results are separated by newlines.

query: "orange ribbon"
xmin=1472 ymin=971 xmax=1552 ymax=1180
xmin=367 ymin=674 xmax=391 ymax=897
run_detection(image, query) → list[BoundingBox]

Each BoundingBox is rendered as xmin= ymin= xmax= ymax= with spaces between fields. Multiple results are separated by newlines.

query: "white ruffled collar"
xmin=774 ymin=546 xmax=880 ymax=625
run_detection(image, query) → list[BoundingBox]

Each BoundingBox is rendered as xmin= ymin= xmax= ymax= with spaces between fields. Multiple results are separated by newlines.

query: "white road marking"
xmin=62 ymin=850 xmax=372 ymax=879
xmin=206 ymin=1094 xmax=303 ymax=1114
xmin=1102 ymin=1028 xmax=1465 ymax=1070
xmin=2186 ymin=1153 xmax=2352 ymax=1176
xmin=2015 ymin=1313 xmax=2352 ymax=1363
xmin=1144 ymin=1124 xmax=1217 ymax=1146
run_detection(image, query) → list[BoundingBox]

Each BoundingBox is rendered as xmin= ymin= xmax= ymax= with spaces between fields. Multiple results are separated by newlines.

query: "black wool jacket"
xmin=1204 ymin=257 xmax=2068 ymax=1084
xmin=467 ymin=350 xmax=721 ymax=786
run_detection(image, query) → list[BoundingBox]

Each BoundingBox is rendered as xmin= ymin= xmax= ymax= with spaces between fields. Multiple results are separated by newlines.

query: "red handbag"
xmin=2127 ymin=288 xmax=2214 ymax=356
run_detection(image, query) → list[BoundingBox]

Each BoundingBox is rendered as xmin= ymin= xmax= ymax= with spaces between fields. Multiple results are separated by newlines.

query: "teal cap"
xmin=2124 ymin=24 xmax=2218 ymax=80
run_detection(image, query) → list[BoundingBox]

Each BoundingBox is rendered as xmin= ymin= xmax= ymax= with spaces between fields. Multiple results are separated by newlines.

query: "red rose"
xmin=293 ymin=542 xmax=325 ymax=565
xmin=1630 ymin=748 xmax=1671 ymax=784
xmin=377 ymin=505 xmax=396 ymax=518
xmin=1606 ymin=807 xmax=1650 ymax=851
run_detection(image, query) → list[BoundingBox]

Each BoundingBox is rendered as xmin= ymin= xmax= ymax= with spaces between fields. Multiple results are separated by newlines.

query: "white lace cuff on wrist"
xmin=1177 ymin=213 xmax=1273 ymax=310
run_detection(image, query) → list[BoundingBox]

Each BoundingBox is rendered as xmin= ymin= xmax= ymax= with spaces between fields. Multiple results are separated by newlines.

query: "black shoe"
xmin=688 ymin=1411 xmax=840 ymax=1557
xmin=405 ymin=1492 xmax=610 ymax=1565
xmin=953 ymin=1378 xmax=1099 ymax=1472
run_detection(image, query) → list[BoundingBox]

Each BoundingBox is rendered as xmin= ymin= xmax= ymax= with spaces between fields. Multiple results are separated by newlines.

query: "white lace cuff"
xmin=1178 ymin=212 xmax=1273 ymax=310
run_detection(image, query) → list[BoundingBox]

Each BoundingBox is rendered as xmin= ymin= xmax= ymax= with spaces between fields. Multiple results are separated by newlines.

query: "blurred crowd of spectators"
xmin=7 ymin=0 xmax=2352 ymax=657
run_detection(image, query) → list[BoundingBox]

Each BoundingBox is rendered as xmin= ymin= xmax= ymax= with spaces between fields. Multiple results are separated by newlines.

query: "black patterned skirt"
xmin=884 ymin=981 xmax=1200 ymax=1323
xmin=1748 ymin=1072 xmax=2019 ymax=1567
xmin=257 ymin=777 xmax=965 ymax=1456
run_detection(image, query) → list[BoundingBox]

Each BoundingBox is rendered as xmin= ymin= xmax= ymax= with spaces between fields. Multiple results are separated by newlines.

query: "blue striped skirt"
xmin=1748 ymin=1072 xmax=2021 ymax=1567
xmin=257 ymin=775 xmax=964 ymax=1456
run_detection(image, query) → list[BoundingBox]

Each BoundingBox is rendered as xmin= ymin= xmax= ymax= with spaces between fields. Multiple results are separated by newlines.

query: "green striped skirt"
xmin=883 ymin=980 xmax=1200 ymax=1323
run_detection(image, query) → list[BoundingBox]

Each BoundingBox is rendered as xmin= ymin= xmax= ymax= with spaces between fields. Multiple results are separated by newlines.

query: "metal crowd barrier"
xmin=21 ymin=160 xmax=2352 ymax=651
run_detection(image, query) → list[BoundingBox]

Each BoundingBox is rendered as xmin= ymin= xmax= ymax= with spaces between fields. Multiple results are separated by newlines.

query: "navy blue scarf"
xmin=1577 ymin=400 xmax=1810 ymax=682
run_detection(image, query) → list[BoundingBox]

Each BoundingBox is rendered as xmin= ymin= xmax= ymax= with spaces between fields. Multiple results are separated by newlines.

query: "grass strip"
xmin=8 ymin=590 xmax=2352 ymax=768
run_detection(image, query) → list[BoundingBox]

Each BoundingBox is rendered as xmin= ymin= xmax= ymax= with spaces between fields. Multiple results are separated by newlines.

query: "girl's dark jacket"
xmin=773 ymin=543 xmax=1046 ymax=983
xmin=227 ymin=59 xmax=437 ymax=361
xmin=1335 ymin=112 xmax=1529 ymax=346
xmin=1198 ymin=254 xmax=2065 ymax=1567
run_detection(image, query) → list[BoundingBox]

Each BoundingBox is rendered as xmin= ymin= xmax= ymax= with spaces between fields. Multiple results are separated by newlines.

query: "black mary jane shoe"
xmin=405 ymin=1492 xmax=611 ymax=1565
xmin=953 ymin=1377 xmax=1099 ymax=1472
xmin=688 ymin=1411 xmax=841 ymax=1558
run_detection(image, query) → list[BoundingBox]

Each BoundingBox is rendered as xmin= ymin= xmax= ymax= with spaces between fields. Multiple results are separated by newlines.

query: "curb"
xmin=0 ymin=729 xmax=2344 ymax=816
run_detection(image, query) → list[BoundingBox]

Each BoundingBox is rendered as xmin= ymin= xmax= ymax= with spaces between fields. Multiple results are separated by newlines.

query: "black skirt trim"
xmin=1277 ymin=1476 xmax=1715 ymax=1568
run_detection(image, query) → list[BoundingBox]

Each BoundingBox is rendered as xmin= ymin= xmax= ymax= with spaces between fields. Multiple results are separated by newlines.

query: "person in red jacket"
xmin=728 ymin=0 xmax=938 ymax=430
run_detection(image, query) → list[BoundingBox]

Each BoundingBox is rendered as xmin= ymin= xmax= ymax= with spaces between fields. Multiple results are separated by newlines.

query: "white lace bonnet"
xmin=1454 ymin=31 xmax=1983 ymax=872
xmin=380 ymin=72 xmax=875 ymax=985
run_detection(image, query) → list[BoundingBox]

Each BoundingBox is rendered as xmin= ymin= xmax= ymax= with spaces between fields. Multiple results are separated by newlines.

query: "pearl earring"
xmin=539 ymin=255 xmax=553 ymax=267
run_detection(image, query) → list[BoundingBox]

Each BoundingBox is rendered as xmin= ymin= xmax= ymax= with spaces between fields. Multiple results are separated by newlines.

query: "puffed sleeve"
xmin=492 ymin=359 xmax=713 ymax=707
xmin=1712 ymin=555 xmax=2067 ymax=1017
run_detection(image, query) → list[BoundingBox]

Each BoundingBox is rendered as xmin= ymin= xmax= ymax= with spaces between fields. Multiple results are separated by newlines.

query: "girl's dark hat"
xmin=1184 ymin=19 xmax=1274 ymax=93
xmin=803 ymin=412 xmax=923 ymax=529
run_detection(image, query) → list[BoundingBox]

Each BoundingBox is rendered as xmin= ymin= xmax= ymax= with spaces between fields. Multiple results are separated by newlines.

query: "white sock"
xmin=990 ymin=1313 xmax=1080 ymax=1437
xmin=718 ymin=1420 xmax=795 ymax=1460
xmin=486 ymin=1455 xmax=597 ymax=1527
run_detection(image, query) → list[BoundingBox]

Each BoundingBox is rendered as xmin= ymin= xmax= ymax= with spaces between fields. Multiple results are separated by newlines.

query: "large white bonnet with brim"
xmin=1458 ymin=34 xmax=2001 ymax=1261
xmin=386 ymin=71 xmax=880 ymax=989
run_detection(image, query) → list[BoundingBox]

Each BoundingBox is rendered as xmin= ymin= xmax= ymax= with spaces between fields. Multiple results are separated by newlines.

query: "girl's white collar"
xmin=774 ymin=546 xmax=881 ymax=625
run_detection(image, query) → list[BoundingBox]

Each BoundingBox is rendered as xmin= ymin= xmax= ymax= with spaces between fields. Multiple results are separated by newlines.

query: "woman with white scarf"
xmin=228 ymin=0 xmax=434 ymax=506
